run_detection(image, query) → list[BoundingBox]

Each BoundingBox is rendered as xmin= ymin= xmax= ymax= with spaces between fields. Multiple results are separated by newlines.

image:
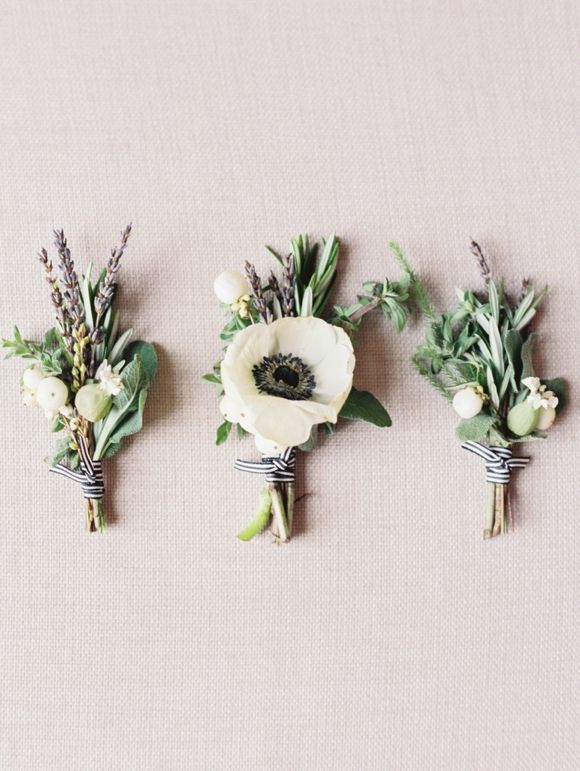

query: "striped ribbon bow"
xmin=461 ymin=441 xmax=530 ymax=484
xmin=49 ymin=434 xmax=105 ymax=499
xmin=234 ymin=447 xmax=296 ymax=483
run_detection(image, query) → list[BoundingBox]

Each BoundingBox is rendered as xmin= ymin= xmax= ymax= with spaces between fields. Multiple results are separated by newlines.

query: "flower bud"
xmin=35 ymin=376 xmax=69 ymax=412
xmin=75 ymin=384 xmax=112 ymax=422
xmin=507 ymin=401 xmax=539 ymax=436
xmin=452 ymin=387 xmax=484 ymax=419
xmin=214 ymin=271 xmax=249 ymax=305
xmin=22 ymin=366 xmax=46 ymax=392
xmin=535 ymin=405 xmax=556 ymax=431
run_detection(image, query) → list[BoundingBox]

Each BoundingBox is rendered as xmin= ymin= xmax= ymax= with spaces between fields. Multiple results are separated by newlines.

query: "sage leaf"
xmin=456 ymin=412 xmax=495 ymax=441
xmin=339 ymin=387 xmax=392 ymax=427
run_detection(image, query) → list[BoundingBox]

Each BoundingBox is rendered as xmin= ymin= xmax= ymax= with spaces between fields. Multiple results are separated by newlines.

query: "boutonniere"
xmin=2 ymin=226 xmax=157 ymax=532
xmin=411 ymin=240 xmax=566 ymax=538
xmin=205 ymin=235 xmax=412 ymax=542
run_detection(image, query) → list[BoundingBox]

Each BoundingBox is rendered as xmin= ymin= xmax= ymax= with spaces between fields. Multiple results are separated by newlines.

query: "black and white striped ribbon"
xmin=461 ymin=441 xmax=530 ymax=484
xmin=234 ymin=446 xmax=296 ymax=483
xmin=49 ymin=434 xmax=105 ymax=499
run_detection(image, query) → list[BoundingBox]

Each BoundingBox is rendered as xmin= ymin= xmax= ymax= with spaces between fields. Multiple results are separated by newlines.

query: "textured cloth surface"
xmin=0 ymin=1 xmax=579 ymax=769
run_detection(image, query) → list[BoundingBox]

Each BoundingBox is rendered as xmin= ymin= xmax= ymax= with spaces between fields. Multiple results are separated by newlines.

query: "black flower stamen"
xmin=253 ymin=353 xmax=316 ymax=400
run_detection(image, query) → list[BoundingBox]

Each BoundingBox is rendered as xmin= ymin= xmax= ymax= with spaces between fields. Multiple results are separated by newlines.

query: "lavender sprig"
xmin=268 ymin=271 xmax=281 ymax=300
xmin=53 ymin=230 xmax=84 ymax=327
xmin=470 ymin=239 xmax=492 ymax=284
xmin=245 ymin=261 xmax=272 ymax=323
xmin=94 ymin=224 xmax=132 ymax=318
xmin=53 ymin=229 xmax=89 ymax=391
xmin=38 ymin=247 xmax=73 ymax=349
xmin=281 ymin=254 xmax=295 ymax=317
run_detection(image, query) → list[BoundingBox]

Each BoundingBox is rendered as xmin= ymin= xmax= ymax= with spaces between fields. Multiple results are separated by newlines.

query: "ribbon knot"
xmin=49 ymin=435 xmax=105 ymax=499
xmin=461 ymin=441 xmax=530 ymax=484
xmin=234 ymin=447 xmax=296 ymax=483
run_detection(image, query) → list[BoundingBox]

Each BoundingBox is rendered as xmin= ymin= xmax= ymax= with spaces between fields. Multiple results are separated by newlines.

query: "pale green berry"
xmin=507 ymin=401 xmax=539 ymax=436
xmin=75 ymin=384 xmax=112 ymax=422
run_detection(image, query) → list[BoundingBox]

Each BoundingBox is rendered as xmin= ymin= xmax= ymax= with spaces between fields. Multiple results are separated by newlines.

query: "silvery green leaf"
xmin=486 ymin=366 xmax=500 ymax=407
xmin=512 ymin=288 xmax=535 ymax=327
xmin=515 ymin=307 xmax=536 ymax=331
xmin=488 ymin=280 xmax=499 ymax=321
xmin=475 ymin=313 xmax=490 ymax=334
xmin=454 ymin=287 xmax=465 ymax=302
xmin=520 ymin=333 xmax=536 ymax=381
xmin=499 ymin=363 xmax=514 ymax=398
xmin=272 ymin=296 xmax=283 ymax=319
xmin=300 ymin=286 xmax=313 ymax=317
xmin=109 ymin=328 xmax=133 ymax=366
xmin=81 ymin=262 xmax=94 ymax=331
xmin=488 ymin=318 xmax=504 ymax=374
xmin=455 ymin=412 xmax=495 ymax=441
xmin=477 ymin=338 xmax=492 ymax=362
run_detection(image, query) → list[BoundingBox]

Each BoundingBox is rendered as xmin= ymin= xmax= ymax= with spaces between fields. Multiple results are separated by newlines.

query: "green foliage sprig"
xmin=410 ymin=240 xmax=566 ymax=446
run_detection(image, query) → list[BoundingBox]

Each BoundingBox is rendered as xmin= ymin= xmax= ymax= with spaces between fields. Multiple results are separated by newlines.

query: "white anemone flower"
xmin=220 ymin=316 xmax=355 ymax=454
xmin=96 ymin=359 xmax=124 ymax=396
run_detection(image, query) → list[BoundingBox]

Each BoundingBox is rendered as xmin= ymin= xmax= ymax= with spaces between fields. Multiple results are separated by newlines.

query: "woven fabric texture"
xmin=0 ymin=1 xmax=578 ymax=768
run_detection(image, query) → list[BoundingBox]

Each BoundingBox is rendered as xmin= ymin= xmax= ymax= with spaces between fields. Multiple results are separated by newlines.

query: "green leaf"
xmin=216 ymin=420 xmax=232 ymax=446
xmin=201 ymin=373 xmax=221 ymax=384
xmin=455 ymin=412 xmax=496 ymax=441
xmin=488 ymin=318 xmax=504 ymax=374
xmin=338 ymin=387 xmax=392 ymax=427
xmin=106 ymin=389 xmax=148 ymax=447
xmin=109 ymin=328 xmax=133 ymax=366
xmin=297 ymin=426 xmax=318 ymax=452
xmin=543 ymin=378 xmax=566 ymax=413
xmin=520 ymin=333 xmax=536 ymax=381
xmin=488 ymin=280 xmax=499 ymax=321
xmin=124 ymin=341 xmax=157 ymax=380
xmin=93 ymin=356 xmax=149 ymax=459
xmin=237 ymin=486 xmax=272 ymax=541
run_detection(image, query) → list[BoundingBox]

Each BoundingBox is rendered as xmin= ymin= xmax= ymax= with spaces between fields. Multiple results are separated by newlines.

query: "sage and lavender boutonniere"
xmin=205 ymin=235 xmax=412 ymax=542
xmin=2 ymin=226 xmax=157 ymax=532
xmin=410 ymin=240 xmax=566 ymax=538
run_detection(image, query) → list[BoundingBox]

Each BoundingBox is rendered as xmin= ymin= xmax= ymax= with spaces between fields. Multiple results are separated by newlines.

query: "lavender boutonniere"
xmin=3 ymin=226 xmax=157 ymax=531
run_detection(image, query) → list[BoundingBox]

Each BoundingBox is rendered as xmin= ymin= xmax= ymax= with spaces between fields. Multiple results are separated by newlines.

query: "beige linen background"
xmin=0 ymin=1 xmax=578 ymax=769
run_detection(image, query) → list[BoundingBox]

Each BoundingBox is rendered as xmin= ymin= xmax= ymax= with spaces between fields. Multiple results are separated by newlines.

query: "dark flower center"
xmin=253 ymin=353 xmax=316 ymax=401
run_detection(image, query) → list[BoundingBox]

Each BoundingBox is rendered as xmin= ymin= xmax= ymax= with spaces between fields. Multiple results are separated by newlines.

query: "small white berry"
xmin=452 ymin=387 xmax=484 ymax=419
xmin=22 ymin=366 xmax=46 ymax=391
xmin=36 ymin=376 xmax=69 ymax=412
xmin=214 ymin=271 xmax=249 ymax=305
xmin=535 ymin=405 xmax=556 ymax=430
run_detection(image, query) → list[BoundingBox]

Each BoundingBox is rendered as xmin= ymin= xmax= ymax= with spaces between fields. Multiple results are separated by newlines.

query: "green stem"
xmin=286 ymin=483 xmax=296 ymax=537
xmin=94 ymin=499 xmax=106 ymax=532
xmin=269 ymin=483 xmax=289 ymax=542
xmin=484 ymin=483 xmax=495 ymax=539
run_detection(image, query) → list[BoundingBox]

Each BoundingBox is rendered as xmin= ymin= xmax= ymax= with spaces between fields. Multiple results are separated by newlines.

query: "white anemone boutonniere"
xmin=205 ymin=234 xmax=413 ymax=543
xmin=2 ymin=226 xmax=158 ymax=532
xmin=411 ymin=240 xmax=566 ymax=539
